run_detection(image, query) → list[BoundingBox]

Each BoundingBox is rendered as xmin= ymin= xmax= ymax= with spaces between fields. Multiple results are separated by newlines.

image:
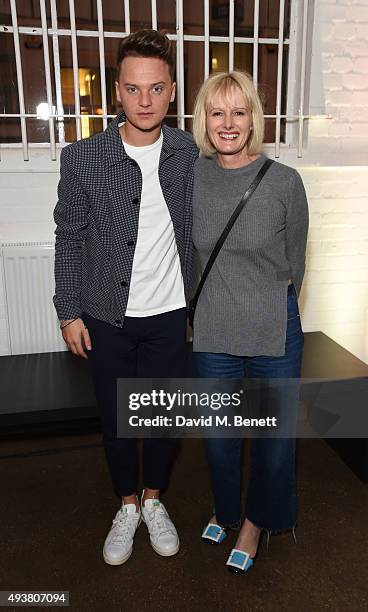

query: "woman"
xmin=190 ymin=71 xmax=309 ymax=573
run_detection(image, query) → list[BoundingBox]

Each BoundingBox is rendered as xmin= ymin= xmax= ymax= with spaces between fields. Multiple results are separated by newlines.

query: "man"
xmin=53 ymin=30 xmax=197 ymax=565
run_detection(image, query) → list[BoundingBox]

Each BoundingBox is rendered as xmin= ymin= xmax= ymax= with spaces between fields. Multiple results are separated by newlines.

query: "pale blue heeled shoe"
xmin=201 ymin=522 xmax=227 ymax=545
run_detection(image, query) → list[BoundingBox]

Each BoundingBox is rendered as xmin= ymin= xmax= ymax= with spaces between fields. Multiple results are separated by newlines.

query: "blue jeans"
xmin=191 ymin=284 xmax=304 ymax=532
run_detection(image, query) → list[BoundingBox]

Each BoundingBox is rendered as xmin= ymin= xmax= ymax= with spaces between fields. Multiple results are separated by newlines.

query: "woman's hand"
xmin=61 ymin=318 xmax=92 ymax=359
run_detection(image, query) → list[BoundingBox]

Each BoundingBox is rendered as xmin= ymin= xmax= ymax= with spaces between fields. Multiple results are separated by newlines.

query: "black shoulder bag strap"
xmin=188 ymin=158 xmax=274 ymax=327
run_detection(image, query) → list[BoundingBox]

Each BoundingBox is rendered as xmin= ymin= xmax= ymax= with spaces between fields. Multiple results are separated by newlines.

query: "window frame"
xmin=0 ymin=0 xmax=316 ymax=160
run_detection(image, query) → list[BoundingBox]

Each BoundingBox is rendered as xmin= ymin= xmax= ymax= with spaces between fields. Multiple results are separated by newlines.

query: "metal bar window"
xmin=176 ymin=0 xmax=185 ymax=131
xmin=253 ymin=0 xmax=260 ymax=90
xmin=0 ymin=27 xmax=290 ymax=43
xmin=298 ymin=0 xmax=309 ymax=158
xmin=96 ymin=0 xmax=108 ymax=131
xmin=50 ymin=0 xmax=65 ymax=145
xmin=151 ymin=0 xmax=157 ymax=30
xmin=68 ymin=0 xmax=81 ymax=140
xmin=124 ymin=0 xmax=130 ymax=35
xmin=0 ymin=0 xmax=321 ymax=158
xmin=40 ymin=0 xmax=56 ymax=160
xmin=275 ymin=0 xmax=285 ymax=158
xmin=9 ymin=0 xmax=28 ymax=160
xmin=204 ymin=0 xmax=210 ymax=79
xmin=228 ymin=0 xmax=235 ymax=73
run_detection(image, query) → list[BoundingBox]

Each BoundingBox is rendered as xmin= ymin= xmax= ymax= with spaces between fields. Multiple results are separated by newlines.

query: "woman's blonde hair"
xmin=192 ymin=71 xmax=264 ymax=156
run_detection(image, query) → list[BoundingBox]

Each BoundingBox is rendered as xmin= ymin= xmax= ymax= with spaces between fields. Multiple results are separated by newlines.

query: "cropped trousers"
xmin=82 ymin=307 xmax=187 ymax=498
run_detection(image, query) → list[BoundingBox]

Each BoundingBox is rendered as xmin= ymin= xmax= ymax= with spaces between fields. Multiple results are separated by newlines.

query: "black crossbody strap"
xmin=192 ymin=158 xmax=274 ymax=309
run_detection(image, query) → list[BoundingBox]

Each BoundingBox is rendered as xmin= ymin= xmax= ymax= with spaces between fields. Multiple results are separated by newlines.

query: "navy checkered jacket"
xmin=53 ymin=113 xmax=198 ymax=327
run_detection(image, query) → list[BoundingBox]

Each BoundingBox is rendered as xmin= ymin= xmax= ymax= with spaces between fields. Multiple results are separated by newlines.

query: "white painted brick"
xmin=352 ymin=6 xmax=368 ymax=22
xmin=342 ymin=73 xmax=368 ymax=90
xmin=355 ymin=24 xmax=368 ymax=39
xmin=0 ymin=173 xmax=58 ymax=190
xmin=307 ymin=253 xmax=368 ymax=270
xmin=321 ymin=55 xmax=333 ymax=72
xmin=307 ymin=198 xmax=336 ymax=214
xmin=309 ymin=212 xmax=322 ymax=227
xmin=349 ymin=123 xmax=368 ymax=137
xmin=338 ymin=107 xmax=366 ymax=121
xmin=328 ymin=122 xmax=352 ymax=136
xmin=346 ymin=181 xmax=368 ymax=197
xmin=302 ymin=307 xmax=364 ymax=325
xmin=306 ymin=241 xmax=323 ymax=257
xmin=320 ymin=179 xmax=368 ymax=198
xmin=308 ymin=226 xmax=368 ymax=241
xmin=320 ymin=23 xmax=335 ymax=41
xmin=301 ymin=167 xmax=368 ymax=182
xmin=353 ymin=57 xmax=368 ymax=73
xmin=352 ymin=90 xmax=368 ymax=105
xmin=324 ymin=198 xmax=368 ymax=212
xmin=307 ymin=238 xmax=368 ymax=257
xmin=320 ymin=182 xmax=354 ymax=198
xmin=308 ymin=119 xmax=331 ymax=139
xmin=0 ymin=189 xmax=55 ymax=208
xmin=304 ymin=183 xmax=325 ymax=198
xmin=337 ymin=0 xmax=368 ymax=5
xmin=332 ymin=23 xmax=357 ymax=40
xmin=0 ymin=222 xmax=55 ymax=243
xmin=330 ymin=56 xmax=354 ymax=73
xmin=326 ymin=90 xmax=353 ymax=106
xmin=322 ymin=39 xmax=350 ymax=55
xmin=302 ymin=293 xmax=368 ymax=315
xmin=323 ymin=73 xmax=343 ymax=90
xmin=320 ymin=212 xmax=368 ymax=225
xmin=345 ymin=41 xmax=368 ymax=57
xmin=304 ymin=283 xmax=368 ymax=301
xmin=0 ymin=206 xmax=55 ymax=224
xmin=319 ymin=5 xmax=348 ymax=22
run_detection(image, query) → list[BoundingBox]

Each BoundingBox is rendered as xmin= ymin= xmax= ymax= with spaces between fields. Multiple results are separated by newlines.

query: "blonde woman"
xmin=190 ymin=71 xmax=309 ymax=573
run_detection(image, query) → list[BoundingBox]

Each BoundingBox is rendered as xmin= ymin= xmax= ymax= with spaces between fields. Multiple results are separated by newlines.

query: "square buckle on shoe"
xmin=226 ymin=549 xmax=253 ymax=572
xmin=201 ymin=523 xmax=227 ymax=544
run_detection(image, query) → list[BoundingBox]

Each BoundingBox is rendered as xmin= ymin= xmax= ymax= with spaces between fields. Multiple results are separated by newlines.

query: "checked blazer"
xmin=53 ymin=112 xmax=198 ymax=328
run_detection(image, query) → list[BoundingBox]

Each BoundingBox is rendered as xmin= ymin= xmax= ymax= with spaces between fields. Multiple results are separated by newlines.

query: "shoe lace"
xmin=110 ymin=512 xmax=138 ymax=546
xmin=146 ymin=504 xmax=174 ymax=538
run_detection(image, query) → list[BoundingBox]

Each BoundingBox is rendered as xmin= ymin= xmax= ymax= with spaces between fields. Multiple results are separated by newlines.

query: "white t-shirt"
xmin=122 ymin=131 xmax=186 ymax=317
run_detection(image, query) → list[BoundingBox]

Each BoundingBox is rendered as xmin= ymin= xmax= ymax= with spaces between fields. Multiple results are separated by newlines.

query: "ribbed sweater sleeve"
xmin=285 ymin=170 xmax=309 ymax=296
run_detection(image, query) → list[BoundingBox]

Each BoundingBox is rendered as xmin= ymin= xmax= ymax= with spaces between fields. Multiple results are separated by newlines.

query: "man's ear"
xmin=170 ymin=81 xmax=176 ymax=103
xmin=115 ymin=81 xmax=122 ymax=105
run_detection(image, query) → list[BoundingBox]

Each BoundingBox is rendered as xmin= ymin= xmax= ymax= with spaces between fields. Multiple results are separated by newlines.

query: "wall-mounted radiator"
xmin=1 ymin=242 xmax=66 ymax=355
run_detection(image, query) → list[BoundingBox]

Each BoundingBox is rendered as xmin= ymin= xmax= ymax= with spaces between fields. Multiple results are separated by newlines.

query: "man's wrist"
xmin=60 ymin=318 xmax=79 ymax=330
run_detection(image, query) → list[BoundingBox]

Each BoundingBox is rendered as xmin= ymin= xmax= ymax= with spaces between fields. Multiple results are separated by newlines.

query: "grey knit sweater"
xmin=192 ymin=154 xmax=309 ymax=357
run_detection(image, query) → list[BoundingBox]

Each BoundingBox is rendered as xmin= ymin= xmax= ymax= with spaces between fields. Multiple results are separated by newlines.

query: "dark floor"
xmin=0 ymin=434 xmax=367 ymax=612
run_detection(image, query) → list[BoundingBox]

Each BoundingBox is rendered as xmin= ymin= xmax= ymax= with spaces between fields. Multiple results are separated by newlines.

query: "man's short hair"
xmin=116 ymin=29 xmax=175 ymax=81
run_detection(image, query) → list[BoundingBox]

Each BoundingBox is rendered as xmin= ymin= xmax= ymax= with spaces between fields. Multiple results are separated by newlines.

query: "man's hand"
xmin=60 ymin=318 xmax=92 ymax=359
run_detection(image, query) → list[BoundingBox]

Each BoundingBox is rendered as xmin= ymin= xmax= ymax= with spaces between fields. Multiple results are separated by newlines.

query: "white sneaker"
xmin=103 ymin=504 xmax=141 ymax=565
xmin=141 ymin=496 xmax=180 ymax=557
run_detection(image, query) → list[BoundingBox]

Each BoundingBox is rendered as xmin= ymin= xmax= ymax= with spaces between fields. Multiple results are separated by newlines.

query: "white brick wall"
xmin=300 ymin=167 xmax=368 ymax=363
xmin=0 ymin=0 xmax=368 ymax=364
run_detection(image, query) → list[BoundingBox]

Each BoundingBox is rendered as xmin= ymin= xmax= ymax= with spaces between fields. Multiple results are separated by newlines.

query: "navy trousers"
xmin=82 ymin=307 xmax=187 ymax=497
